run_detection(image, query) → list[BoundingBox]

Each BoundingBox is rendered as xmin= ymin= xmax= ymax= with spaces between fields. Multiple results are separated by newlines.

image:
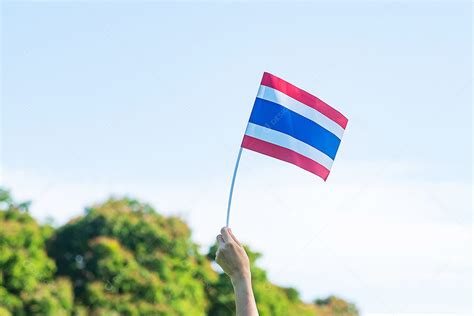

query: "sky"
xmin=1 ymin=1 xmax=472 ymax=315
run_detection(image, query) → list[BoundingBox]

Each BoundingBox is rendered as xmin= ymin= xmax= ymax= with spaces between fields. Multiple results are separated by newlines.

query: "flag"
xmin=241 ymin=72 xmax=348 ymax=181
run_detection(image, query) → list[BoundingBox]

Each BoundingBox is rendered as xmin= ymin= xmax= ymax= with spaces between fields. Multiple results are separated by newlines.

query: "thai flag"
xmin=241 ymin=72 xmax=348 ymax=181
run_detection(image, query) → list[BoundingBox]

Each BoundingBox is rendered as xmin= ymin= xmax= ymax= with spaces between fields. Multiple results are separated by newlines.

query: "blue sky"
xmin=1 ymin=1 xmax=472 ymax=315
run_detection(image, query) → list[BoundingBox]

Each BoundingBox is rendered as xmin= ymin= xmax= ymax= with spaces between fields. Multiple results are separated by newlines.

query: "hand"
xmin=216 ymin=227 xmax=250 ymax=282
xmin=216 ymin=227 xmax=259 ymax=316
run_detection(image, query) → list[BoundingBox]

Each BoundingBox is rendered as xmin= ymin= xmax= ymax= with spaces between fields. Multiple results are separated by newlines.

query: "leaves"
xmin=0 ymin=189 xmax=74 ymax=315
xmin=47 ymin=198 xmax=213 ymax=315
xmin=0 ymin=188 xmax=358 ymax=316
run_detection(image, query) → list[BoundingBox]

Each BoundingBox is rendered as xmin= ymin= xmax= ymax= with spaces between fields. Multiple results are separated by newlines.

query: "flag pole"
xmin=226 ymin=147 xmax=243 ymax=227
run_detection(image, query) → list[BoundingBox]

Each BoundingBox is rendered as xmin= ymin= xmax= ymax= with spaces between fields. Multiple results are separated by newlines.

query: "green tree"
xmin=314 ymin=296 xmax=359 ymax=316
xmin=0 ymin=187 xmax=359 ymax=316
xmin=0 ymin=189 xmax=73 ymax=315
xmin=47 ymin=198 xmax=217 ymax=315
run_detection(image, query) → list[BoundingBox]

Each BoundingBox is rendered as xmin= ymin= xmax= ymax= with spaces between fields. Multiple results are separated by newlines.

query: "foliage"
xmin=0 ymin=189 xmax=74 ymax=315
xmin=47 ymin=198 xmax=216 ymax=315
xmin=0 ymin=188 xmax=359 ymax=316
xmin=314 ymin=296 xmax=359 ymax=316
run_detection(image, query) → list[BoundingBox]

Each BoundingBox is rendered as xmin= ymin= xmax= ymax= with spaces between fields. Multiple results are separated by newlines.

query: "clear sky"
xmin=1 ymin=1 xmax=472 ymax=315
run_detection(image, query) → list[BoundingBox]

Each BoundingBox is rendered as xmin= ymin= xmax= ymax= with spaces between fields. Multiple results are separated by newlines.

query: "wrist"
xmin=230 ymin=270 xmax=251 ymax=288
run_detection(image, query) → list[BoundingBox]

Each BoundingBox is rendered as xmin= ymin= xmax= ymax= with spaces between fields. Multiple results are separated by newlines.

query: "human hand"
xmin=216 ymin=227 xmax=250 ymax=282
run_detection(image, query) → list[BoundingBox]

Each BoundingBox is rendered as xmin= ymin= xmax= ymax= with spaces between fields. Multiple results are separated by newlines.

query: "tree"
xmin=0 ymin=187 xmax=359 ymax=316
xmin=47 ymin=198 xmax=217 ymax=315
xmin=314 ymin=296 xmax=359 ymax=316
xmin=0 ymin=189 xmax=73 ymax=315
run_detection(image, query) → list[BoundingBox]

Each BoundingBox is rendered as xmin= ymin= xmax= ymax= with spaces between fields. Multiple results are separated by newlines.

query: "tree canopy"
xmin=0 ymin=188 xmax=358 ymax=316
xmin=0 ymin=189 xmax=73 ymax=315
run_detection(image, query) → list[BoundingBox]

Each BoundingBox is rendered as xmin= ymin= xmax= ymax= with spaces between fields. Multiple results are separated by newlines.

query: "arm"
xmin=216 ymin=227 xmax=259 ymax=316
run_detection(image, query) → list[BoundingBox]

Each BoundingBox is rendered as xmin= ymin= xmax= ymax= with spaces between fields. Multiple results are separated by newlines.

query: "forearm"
xmin=215 ymin=228 xmax=258 ymax=315
xmin=231 ymin=274 xmax=259 ymax=316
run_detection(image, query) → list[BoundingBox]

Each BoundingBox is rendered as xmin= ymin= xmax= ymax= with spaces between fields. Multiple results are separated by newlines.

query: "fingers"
xmin=228 ymin=228 xmax=242 ymax=246
xmin=219 ymin=227 xmax=242 ymax=247
xmin=216 ymin=234 xmax=225 ymax=247
xmin=220 ymin=227 xmax=232 ymax=243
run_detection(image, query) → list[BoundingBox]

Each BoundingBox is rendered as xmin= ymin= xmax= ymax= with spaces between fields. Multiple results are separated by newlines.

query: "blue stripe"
xmin=248 ymin=98 xmax=341 ymax=159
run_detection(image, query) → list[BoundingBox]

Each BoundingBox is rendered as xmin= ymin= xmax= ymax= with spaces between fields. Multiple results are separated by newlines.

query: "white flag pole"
xmin=226 ymin=147 xmax=243 ymax=227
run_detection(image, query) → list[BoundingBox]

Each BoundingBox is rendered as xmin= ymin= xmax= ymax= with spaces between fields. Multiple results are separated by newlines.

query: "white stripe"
xmin=244 ymin=123 xmax=334 ymax=170
xmin=256 ymin=85 xmax=345 ymax=139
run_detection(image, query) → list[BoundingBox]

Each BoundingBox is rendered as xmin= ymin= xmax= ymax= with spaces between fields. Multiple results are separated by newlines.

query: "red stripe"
xmin=260 ymin=72 xmax=348 ymax=129
xmin=241 ymin=135 xmax=330 ymax=181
